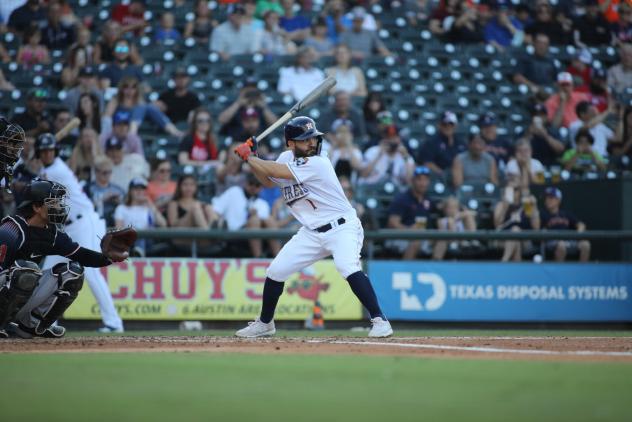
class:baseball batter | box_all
[233,116,392,338]
[35,133,124,332]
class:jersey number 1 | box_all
[305,199,317,210]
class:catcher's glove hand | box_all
[100,227,137,262]
[234,136,257,161]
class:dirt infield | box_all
[2,336,632,362]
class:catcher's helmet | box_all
[17,180,69,230]
[0,116,25,175]
[284,116,324,154]
[34,133,58,159]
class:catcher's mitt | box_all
[101,227,137,262]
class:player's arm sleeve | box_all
[67,247,112,267]
[285,156,328,184]
[0,225,21,269]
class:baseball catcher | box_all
[0,117,26,190]
[0,180,136,339]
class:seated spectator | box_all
[493,185,540,262]
[428,0,460,38]
[63,66,104,117]
[432,196,478,260]
[444,2,485,44]
[478,112,513,171]
[328,119,364,183]
[362,94,387,144]
[340,7,391,59]
[147,157,176,214]
[8,0,47,36]
[573,0,612,47]
[183,0,218,43]
[607,43,632,96]
[84,155,125,227]
[521,102,566,167]
[304,17,333,58]
[525,0,571,45]
[215,143,247,194]
[218,79,278,139]
[94,21,142,65]
[242,0,264,33]
[167,174,219,249]
[561,128,607,173]
[115,177,167,255]
[404,0,432,27]
[359,125,414,187]
[610,2,632,45]
[76,92,102,134]
[339,176,365,221]
[0,69,15,91]
[277,46,325,102]
[69,26,95,67]
[279,0,311,42]
[540,186,590,262]
[506,139,546,189]
[156,67,201,124]
[260,10,297,56]
[12,88,52,138]
[69,128,101,183]
[0,42,11,64]
[319,91,367,142]
[100,110,144,156]
[52,108,77,160]
[210,4,261,60]
[325,44,367,98]
[255,0,284,19]
[104,137,149,192]
[154,12,181,44]
[111,0,147,36]
[513,33,558,93]
[568,101,614,157]
[484,2,524,50]
[386,166,435,260]
[452,133,498,188]
[17,26,50,68]
[566,49,593,91]
[99,39,143,89]
[611,105,632,162]
[545,72,590,128]
[61,46,90,89]
[322,0,350,44]
[41,1,75,51]
[418,111,466,176]
[211,173,280,258]
[178,108,223,168]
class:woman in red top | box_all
[178,108,225,168]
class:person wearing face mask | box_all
[358,124,415,187]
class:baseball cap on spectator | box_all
[351,6,366,20]
[377,110,393,125]
[413,165,431,177]
[544,186,562,199]
[28,88,48,100]
[113,110,131,125]
[105,137,123,150]
[79,66,96,77]
[479,111,497,127]
[331,118,353,132]
[557,72,573,85]
[441,110,458,125]
[241,107,259,119]
[129,177,148,190]
[227,4,245,15]
[577,48,593,65]
[172,67,188,78]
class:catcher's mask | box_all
[18,180,70,231]
[0,117,26,180]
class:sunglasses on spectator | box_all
[115,45,130,53]
[414,166,431,176]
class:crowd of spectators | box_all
[1,0,630,262]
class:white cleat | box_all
[368,317,393,338]
[235,318,276,338]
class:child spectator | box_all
[432,196,478,260]
[17,26,50,67]
[154,12,181,44]
[561,128,607,173]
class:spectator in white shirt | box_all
[506,138,545,190]
[568,100,615,157]
[359,125,415,187]
[277,45,325,101]
[210,4,261,60]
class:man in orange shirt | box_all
[545,72,589,129]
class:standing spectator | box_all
[452,133,498,188]
[210,4,261,60]
[277,46,325,102]
[260,10,296,56]
[325,44,367,98]
[561,128,607,173]
[521,103,566,167]
[99,39,143,89]
[506,139,546,189]
[484,3,524,50]
[573,0,612,47]
[340,7,391,60]
[178,108,223,168]
[359,125,415,187]
[432,196,478,260]
[279,0,310,42]
[545,72,590,128]
[156,67,201,124]
[63,66,104,115]
[418,111,466,176]
[84,155,125,227]
[218,79,278,139]
[328,119,364,183]
[513,32,558,93]
[568,101,614,157]
[541,186,590,262]
[41,1,75,51]
[525,0,571,45]
[304,16,333,58]
[147,157,176,214]
[607,43,632,96]
[494,185,540,262]
[16,26,50,68]
[69,128,101,183]
[8,0,47,35]
[183,0,218,43]
[105,138,149,195]
[154,12,181,44]
[319,91,367,142]
[99,110,144,156]
[61,46,89,89]
[363,93,388,145]
[479,112,513,171]
[12,88,51,138]
[386,166,435,260]
[111,0,147,36]
[76,92,101,134]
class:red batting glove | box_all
[234,141,253,161]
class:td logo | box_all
[392,272,447,311]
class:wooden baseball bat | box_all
[54,117,81,141]
[255,76,337,142]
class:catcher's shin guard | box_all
[0,261,41,328]
[33,261,84,335]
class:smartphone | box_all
[504,187,514,203]
[533,116,543,129]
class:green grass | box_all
[0,353,630,422]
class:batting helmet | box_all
[34,133,58,159]
[17,180,69,230]
[284,116,324,155]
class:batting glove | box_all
[234,140,254,161]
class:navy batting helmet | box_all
[34,133,58,158]
[284,116,324,154]
[17,180,69,230]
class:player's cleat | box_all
[10,322,66,339]
[235,318,276,338]
[368,317,393,338]
[97,325,124,334]
[0,329,8,339]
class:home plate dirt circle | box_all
[2,336,632,362]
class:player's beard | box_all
[293,146,315,158]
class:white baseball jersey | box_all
[39,158,95,219]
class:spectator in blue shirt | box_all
[279,0,311,43]
[418,111,467,176]
[99,39,143,89]
[154,12,181,44]
[484,2,524,49]
[323,0,351,44]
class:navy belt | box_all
[315,218,346,233]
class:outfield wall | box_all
[65,259,632,322]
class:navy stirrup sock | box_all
[259,277,284,323]
[346,271,385,320]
